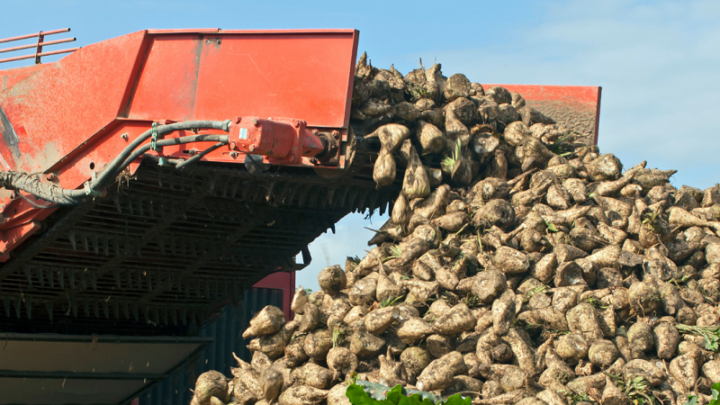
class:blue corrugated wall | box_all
[137,288,284,405]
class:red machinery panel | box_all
[127,31,357,128]
[0,30,148,174]
[0,29,358,177]
[0,29,358,259]
[482,84,602,145]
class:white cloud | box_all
[382,0,720,188]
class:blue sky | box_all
[3,0,719,292]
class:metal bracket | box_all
[82,181,103,197]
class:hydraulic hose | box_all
[175,142,226,170]
[0,122,231,206]
[109,134,229,180]
[0,171,86,206]
[89,120,231,192]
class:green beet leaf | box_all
[711,382,720,404]
[444,393,472,405]
[346,384,394,405]
[386,385,404,405]
[346,382,473,405]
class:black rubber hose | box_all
[0,171,86,205]
[109,134,229,180]
[175,142,227,170]
[88,120,230,193]
[0,134,230,205]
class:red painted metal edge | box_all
[481,84,602,144]
[343,31,360,129]
[146,28,358,35]
[594,87,602,145]
[0,221,41,259]
[481,84,600,104]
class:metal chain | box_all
[151,122,165,166]
[151,122,158,151]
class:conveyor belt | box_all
[0,158,397,335]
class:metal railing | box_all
[0,28,78,65]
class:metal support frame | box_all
[0,28,78,65]
[137,203,272,304]
[0,332,214,405]
[0,202,96,284]
[87,176,217,282]
[0,370,168,380]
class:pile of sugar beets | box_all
[191,55,720,405]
